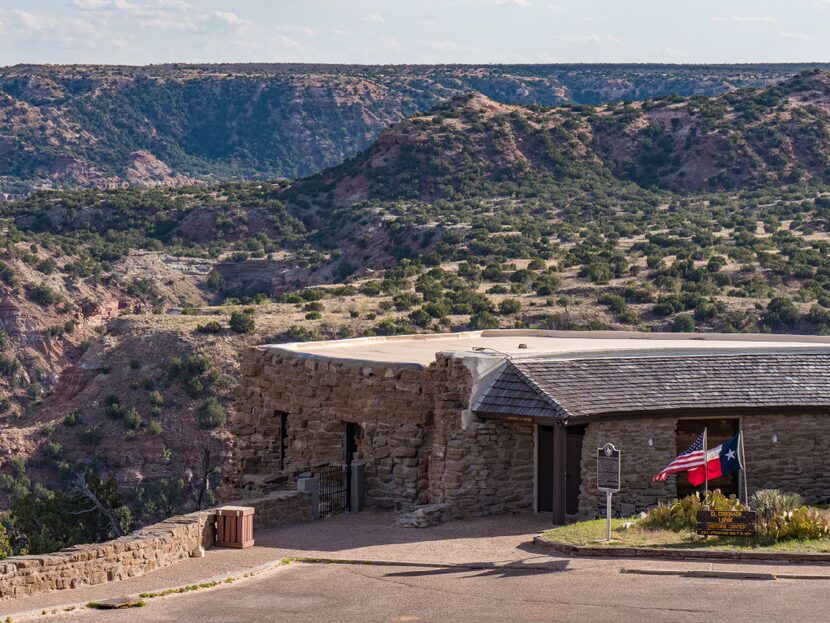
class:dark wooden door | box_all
[538,425,585,515]
[537,426,554,512]
[565,426,585,515]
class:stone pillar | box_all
[297,476,319,519]
[351,462,365,513]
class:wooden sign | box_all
[596,443,621,492]
[696,510,756,537]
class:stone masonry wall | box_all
[579,413,830,518]
[743,413,830,503]
[232,347,435,510]
[0,491,310,601]
[427,355,535,516]
[578,417,677,519]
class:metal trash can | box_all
[215,506,255,549]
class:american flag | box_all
[653,432,706,482]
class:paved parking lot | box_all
[8,511,830,622]
[47,558,830,623]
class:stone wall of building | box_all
[743,413,830,504]
[232,349,536,518]
[0,491,311,601]
[232,347,435,510]
[427,355,535,516]
[578,417,677,519]
[578,412,830,518]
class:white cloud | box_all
[814,0,830,8]
[212,11,248,27]
[556,34,624,46]
[777,31,816,41]
[72,0,190,11]
[712,15,777,23]
[272,34,303,50]
[363,13,385,23]
[276,25,316,37]
[461,0,532,5]
[416,39,483,53]
[12,10,47,30]
[380,35,400,48]
[72,0,117,8]
[138,17,197,31]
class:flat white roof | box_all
[263,330,830,367]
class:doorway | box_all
[537,425,585,515]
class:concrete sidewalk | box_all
[6,511,830,619]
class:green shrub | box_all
[0,261,19,287]
[62,410,84,427]
[81,425,103,446]
[27,283,61,307]
[468,310,500,330]
[123,409,142,430]
[196,321,223,334]
[672,314,695,332]
[147,420,163,436]
[106,401,125,419]
[148,391,163,407]
[750,489,805,525]
[640,490,744,532]
[229,308,256,334]
[198,397,226,429]
[281,326,321,342]
[758,507,830,543]
[498,299,522,315]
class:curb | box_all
[622,567,830,581]
[532,536,830,565]
[4,558,291,622]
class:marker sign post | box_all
[596,443,621,542]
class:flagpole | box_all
[703,427,709,507]
[739,429,749,508]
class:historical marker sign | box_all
[596,443,621,492]
[696,510,757,537]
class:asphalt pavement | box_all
[42,558,830,623]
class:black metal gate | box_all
[317,465,349,518]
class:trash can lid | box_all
[216,505,255,516]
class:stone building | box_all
[231,330,830,522]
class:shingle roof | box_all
[473,353,830,421]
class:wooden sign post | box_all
[596,443,621,542]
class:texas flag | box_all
[688,432,742,486]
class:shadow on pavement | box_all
[382,558,571,579]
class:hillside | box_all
[1,63,828,194]
[1,72,830,539]
[302,70,830,208]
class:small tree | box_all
[198,397,226,429]
[229,308,256,334]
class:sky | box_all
[1,0,830,66]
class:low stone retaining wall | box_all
[0,490,311,601]
[228,490,313,530]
